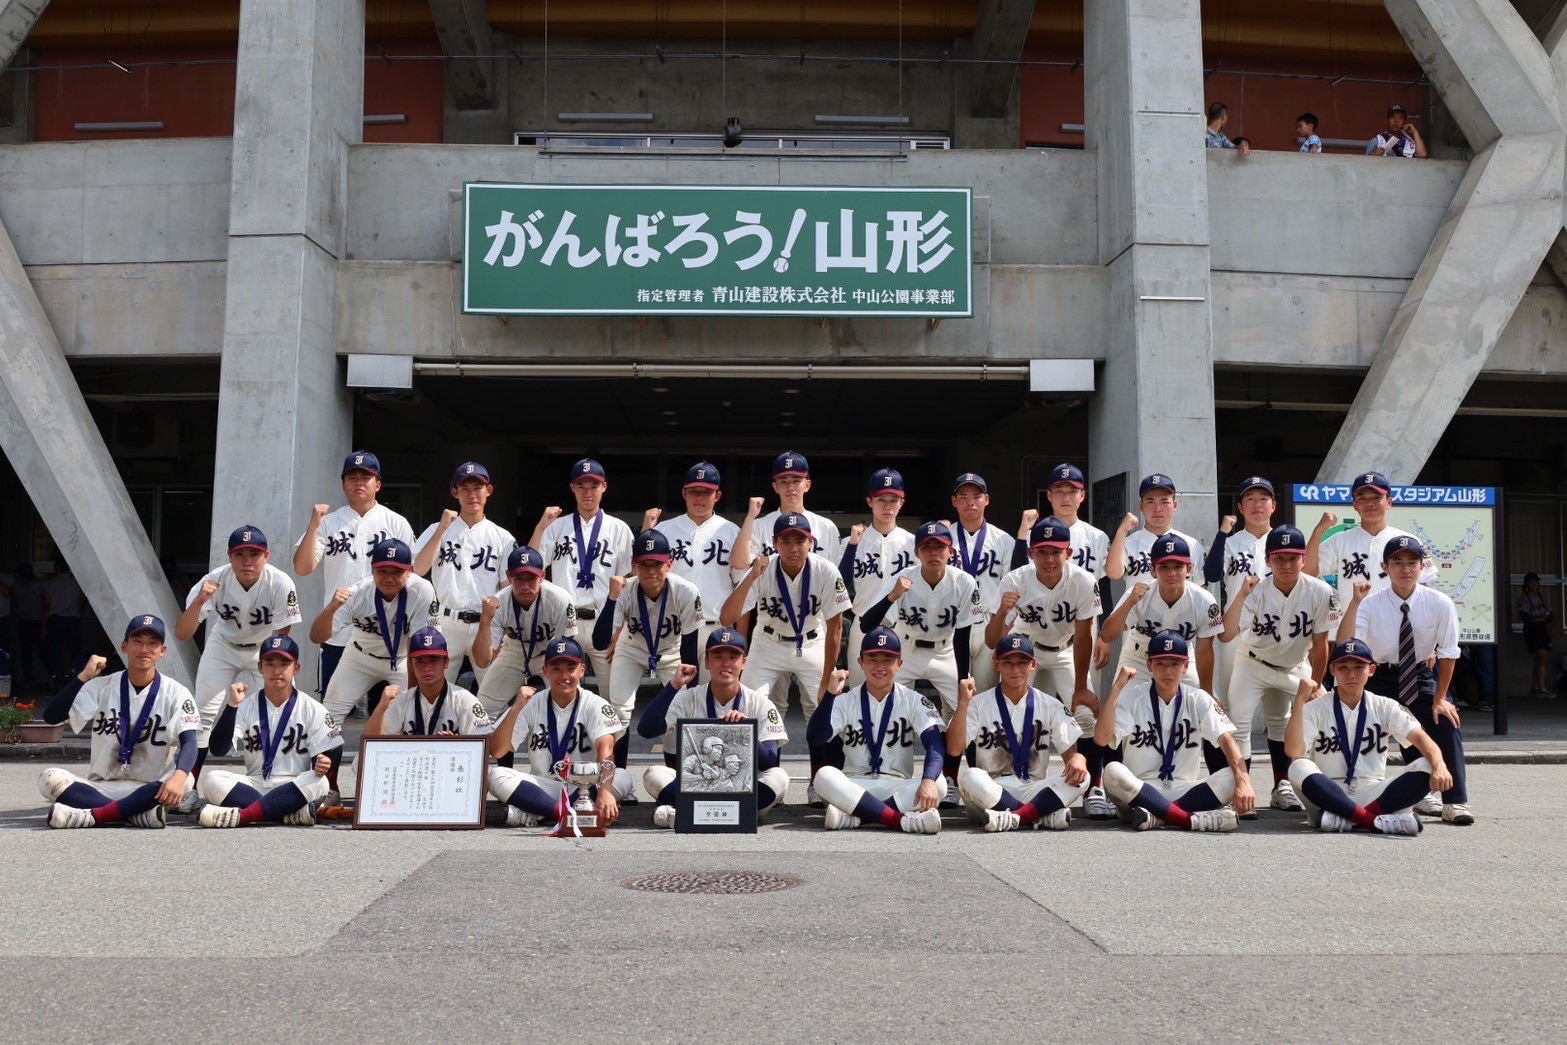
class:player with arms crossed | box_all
[948,472,1018,692]
[1284,638,1452,835]
[839,468,916,688]
[637,629,791,829]
[654,461,745,675]
[412,461,514,686]
[472,546,578,719]
[366,627,494,739]
[486,638,627,829]
[198,636,344,828]
[292,451,414,696]
[1096,633,1254,831]
[807,629,945,834]
[946,634,1091,832]
[1102,535,1222,691]
[38,615,202,828]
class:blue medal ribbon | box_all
[412,685,448,736]
[776,558,812,656]
[118,672,162,766]
[546,694,583,765]
[513,592,543,671]
[1334,696,1370,789]
[1148,681,1185,783]
[994,686,1036,781]
[374,588,408,669]
[860,685,898,776]
[704,684,739,719]
[258,689,298,779]
[572,511,605,591]
[636,581,670,673]
[955,525,984,577]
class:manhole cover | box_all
[621,871,801,895]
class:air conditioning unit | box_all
[110,409,181,458]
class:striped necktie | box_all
[1397,601,1418,706]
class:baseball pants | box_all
[1224,651,1304,760]
[813,766,946,817]
[316,643,344,698]
[434,614,484,687]
[475,645,542,719]
[193,637,262,745]
[956,767,1088,815]
[693,622,721,682]
[39,768,188,805]
[606,641,682,729]
[198,767,331,807]
[323,644,406,721]
[1103,762,1235,824]
[642,763,790,813]
[1288,757,1431,828]
[489,765,631,819]
[742,635,828,719]
[896,642,960,721]
[969,618,997,691]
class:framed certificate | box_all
[353,735,489,830]
[674,718,758,834]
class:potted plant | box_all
[0,701,60,744]
[0,702,26,744]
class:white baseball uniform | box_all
[322,575,439,719]
[199,690,343,807]
[185,564,302,742]
[475,581,579,717]
[1317,523,1438,606]
[1226,574,1335,758]
[1106,682,1236,803]
[752,508,841,562]
[952,520,1015,690]
[603,574,704,727]
[413,516,515,686]
[811,684,947,816]
[990,561,1096,699]
[662,512,746,676]
[875,564,983,717]
[842,525,916,686]
[1290,691,1424,826]
[1112,581,1223,687]
[640,682,793,812]
[294,504,415,647]
[539,511,635,686]
[1213,527,1270,705]
[956,686,1088,812]
[48,671,202,800]
[379,683,495,736]
[1121,527,1207,582]
[739,553,852,718]
[487,688,630,807]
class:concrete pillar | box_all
[211,0,364,678]
[1084,0,1218,532]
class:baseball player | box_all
[948,472,1020,692]
[839,467,916,688]
[174,524,301,808]
[1217,525,1332,813]
[1106,473,1207,584]
[1305,470,1437,602]
[986,517,1109,817]
[197,635,343,827]
[365,626,493,738]
[1284,638,1453,835]
[292,450,414,696]
[529,458,637,689]
[412,461,515,686]
[805,628,945,833]
[1202,476,1278,721]
[735,451,842,563]
[37,615,202,828]
[1101,534,1222,691]
[1096,632,1255,831]
[1336,535,1472,825]
[857,521,982,720]
[472,546,578,719]
[946,634,1091,832]
[486,638,628,828]
[654,461,746,677]
[637,628,791,828]
[720,513,852,721]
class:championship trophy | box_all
[548,757,610,837]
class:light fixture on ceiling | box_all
[364,113,409,126]
[557,112,654,122]
[74,120,164,132]
[815,114,912,126]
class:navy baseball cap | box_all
[772,451,810,478]
[706,628,748,655]
[123,614,166,642]
[683,461,721,490]
[1029,516,1072,550]
[995,633,1036,660]
[1238,476,1275,498]
[916,521,953,547]
[867,468,906,497]
[1330,637,1376,665]
[774,512,813,538]
[545,637,586,664]
[370,538,413,571]
[228,525,267,552]
[571,458,607,484]
[1265,525,1306,556]
[860,627,902,656]
[1139,473,1177,496]
[1148,631,1189,660]
[408,626,448,659]
[1048,463,1085,489]
[507,546,546,578]
[341,450,381,478]
[633,529,672,563]
[259,635,300,662]
[1382,534,1425,562]
[452,461,491,486]
[1352,471,1392,495]
[952,471,988,494]
[1151,535,1192,564]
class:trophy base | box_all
[549,813,606,838]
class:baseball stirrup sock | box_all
[994,788,1022,812]
[851,791,903,829]
[1077,738,1105,784]
[245,783,309,824]
[1268,739,1292,782]
[656,781,679,805]
[613,732,630,769]
[93,782,162,824]
[191,748,208,779]
[1202,740,1227,775]
[758,781,781,809]
[508,779,559,817]
[1134,783,1186,827]
[1369,771,1432,818]
[1175,781,1223,814]
[1297,773,1367,825]
[60,782,113,809]
[224,782,264,807]
[1017,788,1065,826]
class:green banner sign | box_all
[462,183,973,317]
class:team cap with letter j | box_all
[341,451,381,478]
[571,458,607,483]
[1048,463,1085,489]
[1139,473,1177,496]
[952,471,988,494]
[772,452,810,478]
[1148,631,1189,660]
[407,627,448,659]
[1330,637,1375,665]
[1265,525,1306,556]
[1029,517,1072,549]
[507,546,546,577]
[860,627,902,655]
[1382,535,1425,561]
[452,461,491,486]
[228,525,267,552]
[545,638,586,664]
[1351,471,1392,495]
[868,468,906,496]
[370,538,413,570]
[123,614,166,641]
[259,635,300,662]
[706,628,748,654]
[683,461,721,489]
[1238,476,1275,498]
[774,512,813,538]
[633,529,673,563]
[1151,535,1192,564]
[916,521,954,547]
[995,633,1036,660]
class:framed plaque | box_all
[353,735,489,830]
[674,718,758,834]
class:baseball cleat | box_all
[900,808,942,834]
[983,808,1021,833]
[1270,780,1305,811]
[1319,811,1355,833]
[174,790,204,816]
[652,804,676,829]
[505,806,541,828]
[199,805,241,828]
[1129,807,1155,831]
[1188,808,1238,832]
[1414,792,1442,816]
[806,784,826,809]
[1033,808,1071,831]
[1374,812,1422,835]
[283,806,316,827]
[1083,786,1116,820]
[128,806,167,829]
[49,804,96,829]
[823,805,860,830]
[1442,803,1475,826]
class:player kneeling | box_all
[947,634,1090,832]
[486,639,628,828]
[807,628,945,834]
[636,629,791,828]
[1283,638,1452,835]
[37,615,202,829]
[1097,632,1255,832]
[198,636,344,827]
